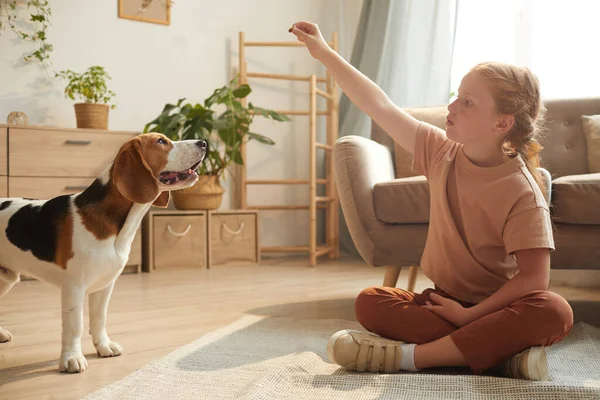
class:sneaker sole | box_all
[527,346,549,381]
[327,329,359,367]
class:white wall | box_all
[0,0,363,253]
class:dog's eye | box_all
[157,138,167,145]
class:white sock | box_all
[399,343,419,372]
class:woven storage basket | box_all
[74,103,109,129]
[172,175,225,210]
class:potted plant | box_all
[56,65,116,130]
[143,78,290,210]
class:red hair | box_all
[471,62,547,194]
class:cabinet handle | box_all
[65,186,88,190]
[65,140,92,145]
[167,223,192,237]
[222,221,245,235]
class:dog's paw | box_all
[59,351,88,373]
[95,340,123,357]
[0,328,12,343]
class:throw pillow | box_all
[581,114,600,173]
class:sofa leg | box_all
[407,266,418,293]
[383,266,401,287]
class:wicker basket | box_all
[74,103,109,130]
[172,175,225,210]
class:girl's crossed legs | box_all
[328,286,573,379]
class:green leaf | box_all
[204,86,225,107]
[269,111,291,122]
[231,149,244,164]
[250,105,291,122]
[217,128,234,144]
[211,119,231,132]
[162,102,180,114]
[232,84,251,98]
[231,100,243,112]
[247,132,275,145]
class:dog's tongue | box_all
[161,171,178,179]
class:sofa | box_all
[333,97,600,291]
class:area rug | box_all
[84,315,600,399]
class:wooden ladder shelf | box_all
[238,31,340,266]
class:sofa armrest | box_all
[333,135,395,264]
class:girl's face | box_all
[446,71,510,146]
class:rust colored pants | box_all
[354,286,574,374]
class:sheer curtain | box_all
[336,0,459,257]
[450,0,600,99]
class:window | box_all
[450,0,600,99]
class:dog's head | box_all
[112,133,206,207]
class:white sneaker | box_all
[502,346,549,381]
[327,329,405,373]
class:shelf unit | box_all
[237,31,340,266]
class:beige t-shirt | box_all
[411,121,554,304]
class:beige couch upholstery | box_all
[333,98,600,290]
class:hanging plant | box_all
[0,0,53,64]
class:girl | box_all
[289,21,573,381]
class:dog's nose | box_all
[196,140,207,149]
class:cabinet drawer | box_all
[153,214,206,269]
[0,127,6,175]
[208,211,259,267]
[9,128,134,177]
[9,177,95,199]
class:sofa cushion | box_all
[581,114,600,173]
[373,176,430,224]
[552,173,600,224]
[551,223,600,269]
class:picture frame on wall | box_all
[118,0,171,26]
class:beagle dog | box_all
[0,133,206,373]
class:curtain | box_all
[336,0,459,257]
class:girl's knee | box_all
[524,290,574,339]
[354,286,404,328]
[354,286,381,327]
[544,291,574,332]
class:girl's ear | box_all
[495,114,515,136]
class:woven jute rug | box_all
[84,315,600,399]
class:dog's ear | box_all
[113,139,159,204]
[152,191,170,208]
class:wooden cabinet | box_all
[8,127,129,178]
[1,124,142,273]
[8,177,96,199]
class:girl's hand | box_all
[422,293,476,327]
[288,21,330,60]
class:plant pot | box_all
[172,175,224,210]
[74,103,109,130]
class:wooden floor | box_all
[1,257,599,400]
